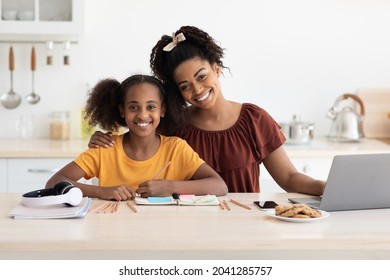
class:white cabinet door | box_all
[260,157,333,193]
[0,159,6,193]
[0,0,84,37]
[8,158,96,193]
[290,158,333,181]
[8,158,73,193]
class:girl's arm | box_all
[45,161,135,201]
[136,163,228,197]
[263,146,325,195]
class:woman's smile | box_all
[195,90,211,102]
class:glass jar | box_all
[49,111,70,140]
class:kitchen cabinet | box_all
[0,159,6,193]
[7,158,72,193]
[7,158,94,193]
[0,0,84,38]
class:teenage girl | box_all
[46,74,227,200]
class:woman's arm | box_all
[88,131,115,148]
[263,146,325,195]
[45,161,135,201]
[136,163,228,197]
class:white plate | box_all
[266,209,330,223]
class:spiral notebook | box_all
[135,194,220,206]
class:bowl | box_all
[2,10,18,20]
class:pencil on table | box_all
[110,202,116,213]
[230,199,251,210]
[89,201,105,213]
[152,161,171,180]
[126,201,137,213]
[102,202,113,213]
[114,201,120,212]
[219,199,225,210]
[94,202,111,214]
[222,200,230,210]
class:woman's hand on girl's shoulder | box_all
[88,131,115,148]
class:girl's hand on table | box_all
[99,185,136,201]
[136,180,173,197]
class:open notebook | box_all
[289,153,390,211]
[135,194,220,206]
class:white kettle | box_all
[326,93,365,141]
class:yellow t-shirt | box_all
[74,134,204,189]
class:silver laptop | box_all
[289,153,390,211]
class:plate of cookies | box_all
[267,203,329,222]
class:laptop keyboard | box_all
[288,197,322,208]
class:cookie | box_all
[280,205,306,217]
[275,205,292,215]
[292,214,311,218]
[275,203,322,219]
[300,207,322,218]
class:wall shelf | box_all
[0,0,83,40]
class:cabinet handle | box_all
[302,165,311,174]
[27,168,59,173]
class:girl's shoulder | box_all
[160,135,188,146]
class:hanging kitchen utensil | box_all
[46,41,53,65]
[26,46,40,104]
[63,41,71,65]
[326,93,365,141]
[1,46,21,109]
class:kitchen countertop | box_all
[0,137,389,158]
[284,137,390,157]
[0,139,89,158]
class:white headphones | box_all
[22,181,83,207]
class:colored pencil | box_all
[89,201,105,213]
[230,199,251,210]
[222,200,230,210]
[126,201,137,213]
[218,199,225,210]
[152,161,171,180]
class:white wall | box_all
[0,0,389,139]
